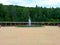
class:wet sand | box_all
[0,26,60,45]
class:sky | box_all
[0,0,60,8]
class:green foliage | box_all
[0,4,60,22]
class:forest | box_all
[0,4,60,22]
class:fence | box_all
[0,22,60,26]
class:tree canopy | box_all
[0,4,60,22]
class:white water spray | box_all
[28,17,31,26]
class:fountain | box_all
[28,17,31,26]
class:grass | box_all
[16,25,44,27]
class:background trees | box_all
[0,4,60,22]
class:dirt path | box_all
[0,26,60,45]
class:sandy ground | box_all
[0,26,60,45]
